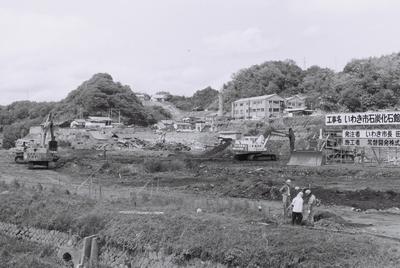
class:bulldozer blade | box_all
[287,151,324,167]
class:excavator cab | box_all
[49,140,58,151]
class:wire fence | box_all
[1,174,283,219]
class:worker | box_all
[288,128,295,152]
[158,131,166,144]
[360,149,365,165]
[279,179,292,219]
[103,146,107,159]
[304,189,317,224]
[290,192,304,225]
[22,141,27,152]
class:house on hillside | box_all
[231,94,285,120]
[154,120,175,131]
[283,95,314,117]
[151,93,169,102]
[135,93,150,102]
[285,95,306,109]
[174,122,193,132]
[85,116,113,128]
[284,108,314,117]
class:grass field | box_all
[1,181,400,267]
[0,233,62,268]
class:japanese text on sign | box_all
[343,138,400,147]
[326,112,400,126]
[343,129,400,139]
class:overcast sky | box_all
[1,0,400,105]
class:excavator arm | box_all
[40,113,56,149]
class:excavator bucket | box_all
[203,140,232,157]
[287,151,324,167]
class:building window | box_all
[240,103,243,106]
[261,108,264,111]
[269,108,272,112]
[273,108,279,112]
[269,101,272,104]
[273,101,279,104]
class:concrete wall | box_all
[0,221,225,268]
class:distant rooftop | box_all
[88,116,112,121]
[233,94,282,102]
[285,94,306,100]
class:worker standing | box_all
[279,179,292,219]
[290,192,304,225]
[305,189,317,224]
[288,128,295,152]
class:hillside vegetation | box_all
[0,73,171,148]
[222,53,400,112]
[167,86,219,111]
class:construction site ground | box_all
[2,139,400,267]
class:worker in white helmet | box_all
[279,179,292,219]
[290,191,304,225]
[305,189,317,224]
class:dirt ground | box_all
[2,143,400,266]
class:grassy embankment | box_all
[0,180,399,267]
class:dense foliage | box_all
[52,73,167,125]
[168,86,219,111]
[1,73,171,148]
[222,53,400,112]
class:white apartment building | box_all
[231,94,286,120]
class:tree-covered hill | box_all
[52,73,165,125]
[222,52,400,112]
[168,86,219,111]
[0,73,171,148]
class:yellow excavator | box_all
[23,113,59,169]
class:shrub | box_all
[74,213,106,237]
[48,211,74,232]
[11,179,20,189]
[143,159,185,173]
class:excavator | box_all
[231,129,295,161]
[23,113,59,169]
[232,128,324,166]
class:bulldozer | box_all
[286,130,325,167]
[23,113,59,169]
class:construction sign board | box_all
[342,129,400,147]
[326,111,400,126]
[342,138,400,147]
[343,129,400,139]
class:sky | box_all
[1,0,400,105]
